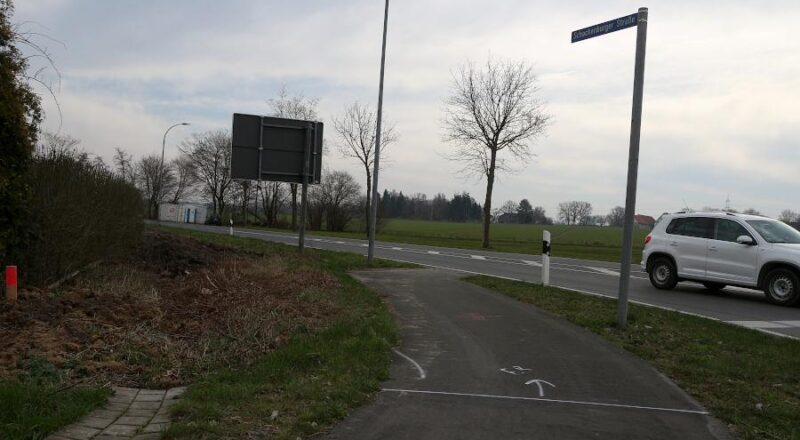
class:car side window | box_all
[666,217,713,238]
[714,219,752,243]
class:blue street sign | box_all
[571,13,639,43]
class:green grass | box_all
[0,379,110,440]
[155,226,410,439]
[249,219,649,263]
[466,276,800,440]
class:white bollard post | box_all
[542,230,551,286]
[229,218,234,236]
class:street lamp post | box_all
[155,122,190,218]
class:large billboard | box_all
[231,113,323,184]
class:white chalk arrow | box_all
[524,379,556,397]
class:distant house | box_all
[159,203,208,224]
[634,214,656,230]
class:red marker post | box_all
[5,266,17,303]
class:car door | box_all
[665,217,713,279]
[705,218,760,286]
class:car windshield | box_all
[746,220,800,244]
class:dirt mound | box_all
[0,231,340,388]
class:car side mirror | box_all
[736,235,755,245]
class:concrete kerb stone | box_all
[46,386,186,440]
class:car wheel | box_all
[649,258,678,290]
[702,282,726,292]
[763,268,800,306]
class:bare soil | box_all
[0,231,340,388]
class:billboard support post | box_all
[299,125,313,254]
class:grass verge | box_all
[466,276,800,440]
[156,226,409,439]
[0,381,110,440]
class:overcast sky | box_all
[16,0,800,218]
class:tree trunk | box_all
[290,183,298,230]
[481,148,498,248]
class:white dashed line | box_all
[523,260,542,267]
[427,251,440,255]
[471,255,486,260]
[588,267,620,277]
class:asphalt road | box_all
[161,222,800,338]
[325,269,731,440]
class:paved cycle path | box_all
[325,269,732,440]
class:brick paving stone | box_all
[133,393,164,402]
[92,409,123,419]
[129,401,160,410]
[94,436,131,440]
[115,416,150,426]
[78,416,116,429]
[150,414,170,424]
[141,423,168,433]
[57,424,102,438]
[132,435,160,440]
[103,403,129,411]
[123,409,156,418]
[101,424,139,436]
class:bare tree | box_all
[113,147,135,184]
[742,208,761,216]
[606,206,625,227]
[558,201,593,226]
[267,86,319,229]
[443,58,550,248]
[169,155,196,203]
[259,181,286,227]
[779,210,799,224]
[135,154,175,219]
[309,170,361,232]
[333,102,397,234]
[179,130,233,221]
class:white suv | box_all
[642,212,800,306]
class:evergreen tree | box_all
[0,0,43,267]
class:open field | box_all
[256,219,650,262]
[468,276,800,440]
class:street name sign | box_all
[571,13,638,43]
[571,8,648,330]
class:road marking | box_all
[334,241,345,244]
[588,267,620,277]
[523,260,542,267]
[381,388,708,415]
[524,379,556,397]
[471,255,486,260]
[361,243,369,247]
[427,251,440,255]
[392,349,426,380]
[392,247,403,250]
[725,320,792,329]
[775,320,800,327]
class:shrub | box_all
[19,149,143,285]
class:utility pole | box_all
[368,0,390,264]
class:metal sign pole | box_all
[616,7,648,329]
[298,125,313,254]
[368,0,390,264]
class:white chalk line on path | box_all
[381,388,709,415]
[392,348,426,380]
